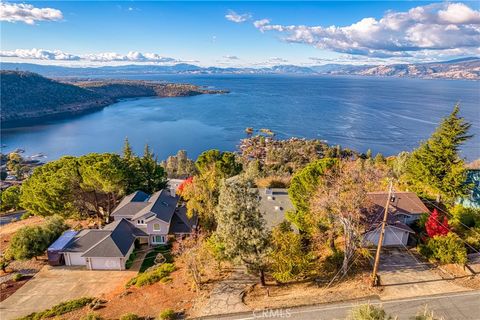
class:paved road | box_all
[201,291,480,320]
[0,211,26,226]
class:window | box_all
[137,220,145,225]
[153,223,160,231]
[153,235,165,244]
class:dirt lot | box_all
[244,272,378,310]
[0,275,33,301]
[64,260,201,319]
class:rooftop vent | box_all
[265,188,273,196]
[274,206,282,211]
[267,196,275,201]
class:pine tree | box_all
[122,137,134,160]
[405,105,472,203]
[215,178,270,285]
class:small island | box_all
[0,71,228,127]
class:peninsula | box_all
[0,71,227,127]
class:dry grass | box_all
[255,176,291,188]
[244,272,378,310]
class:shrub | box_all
[20,211,33,220]
[125,251,137,269]
[13,273,23,281]
[81,313,103,320]
[414,306,443,320]
[7,215,68,260]
[420,233,467,264]
[348,304,393,320]
[19,297,94,320]
[127,263,176,288]
[120,313,140,320]
[450,205,480,230]
[158,309,175,320]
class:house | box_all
[111,189,196,245]
[59,219,148,270]
[363,191,429,247]
[49,188,196,270]
[457,169,480,209]
[258,188,295,230]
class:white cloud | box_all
[223,55,239,60]
[0,49,80,60]
[225,10,251,23]
[268,57,288,63]
[253,2,480,57]
[0,2,63,25]
[0,49,179,63]
[253,19,270,30]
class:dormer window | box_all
[137,219,145,225]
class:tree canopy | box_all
[214,178,270,285]
[287,158,337,231]
[404,105,472,203]
[20,147,166,219]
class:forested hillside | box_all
[1,71,111,123]
[0,71,226,126]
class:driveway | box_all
[0,265,137,320]
[378,249,468,300]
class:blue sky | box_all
[1,1,479,67]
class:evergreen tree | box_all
[215,178,270,285]
[122,137,134,161]
[287,158,337,232]
[405,105,472,203]
[139,144,167,193]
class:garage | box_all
[88,257,122,270]
[67,253,86,266]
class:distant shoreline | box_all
[1,71,228,128]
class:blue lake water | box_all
[1,75,479,161]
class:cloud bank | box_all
[0,49,180,63]
[253,2,480,57]
[225,10,251,23]
[0,2,63,25]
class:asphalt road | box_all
[201,291,480,320]
[0,210,26,226]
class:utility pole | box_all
[371,180,393,287]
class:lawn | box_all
[139,245,172,273]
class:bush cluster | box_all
[19,297,94,320]
[126,263,176,288]
[119,313,140,320]
[158,309,176,320]
[6,215,68,260]
[419,232,467,264]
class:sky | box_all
[1,1,479,67]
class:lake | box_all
[2,75,479,161]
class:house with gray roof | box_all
[53,186,196,270]
[258,188,295,230]
[363,192,428,247]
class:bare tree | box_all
[311,160,386,276]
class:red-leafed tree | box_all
[177,176,193,195]
[425,208,450,238]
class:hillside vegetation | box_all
[0,71,111,123]
[1,71,226,125]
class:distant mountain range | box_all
[1,57,479,80]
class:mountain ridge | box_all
[1,57,479,80]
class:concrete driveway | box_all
[378,249,468,300]
[0,265,137,320]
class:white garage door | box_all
[67,253,86,266]
[89,257,122,270]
